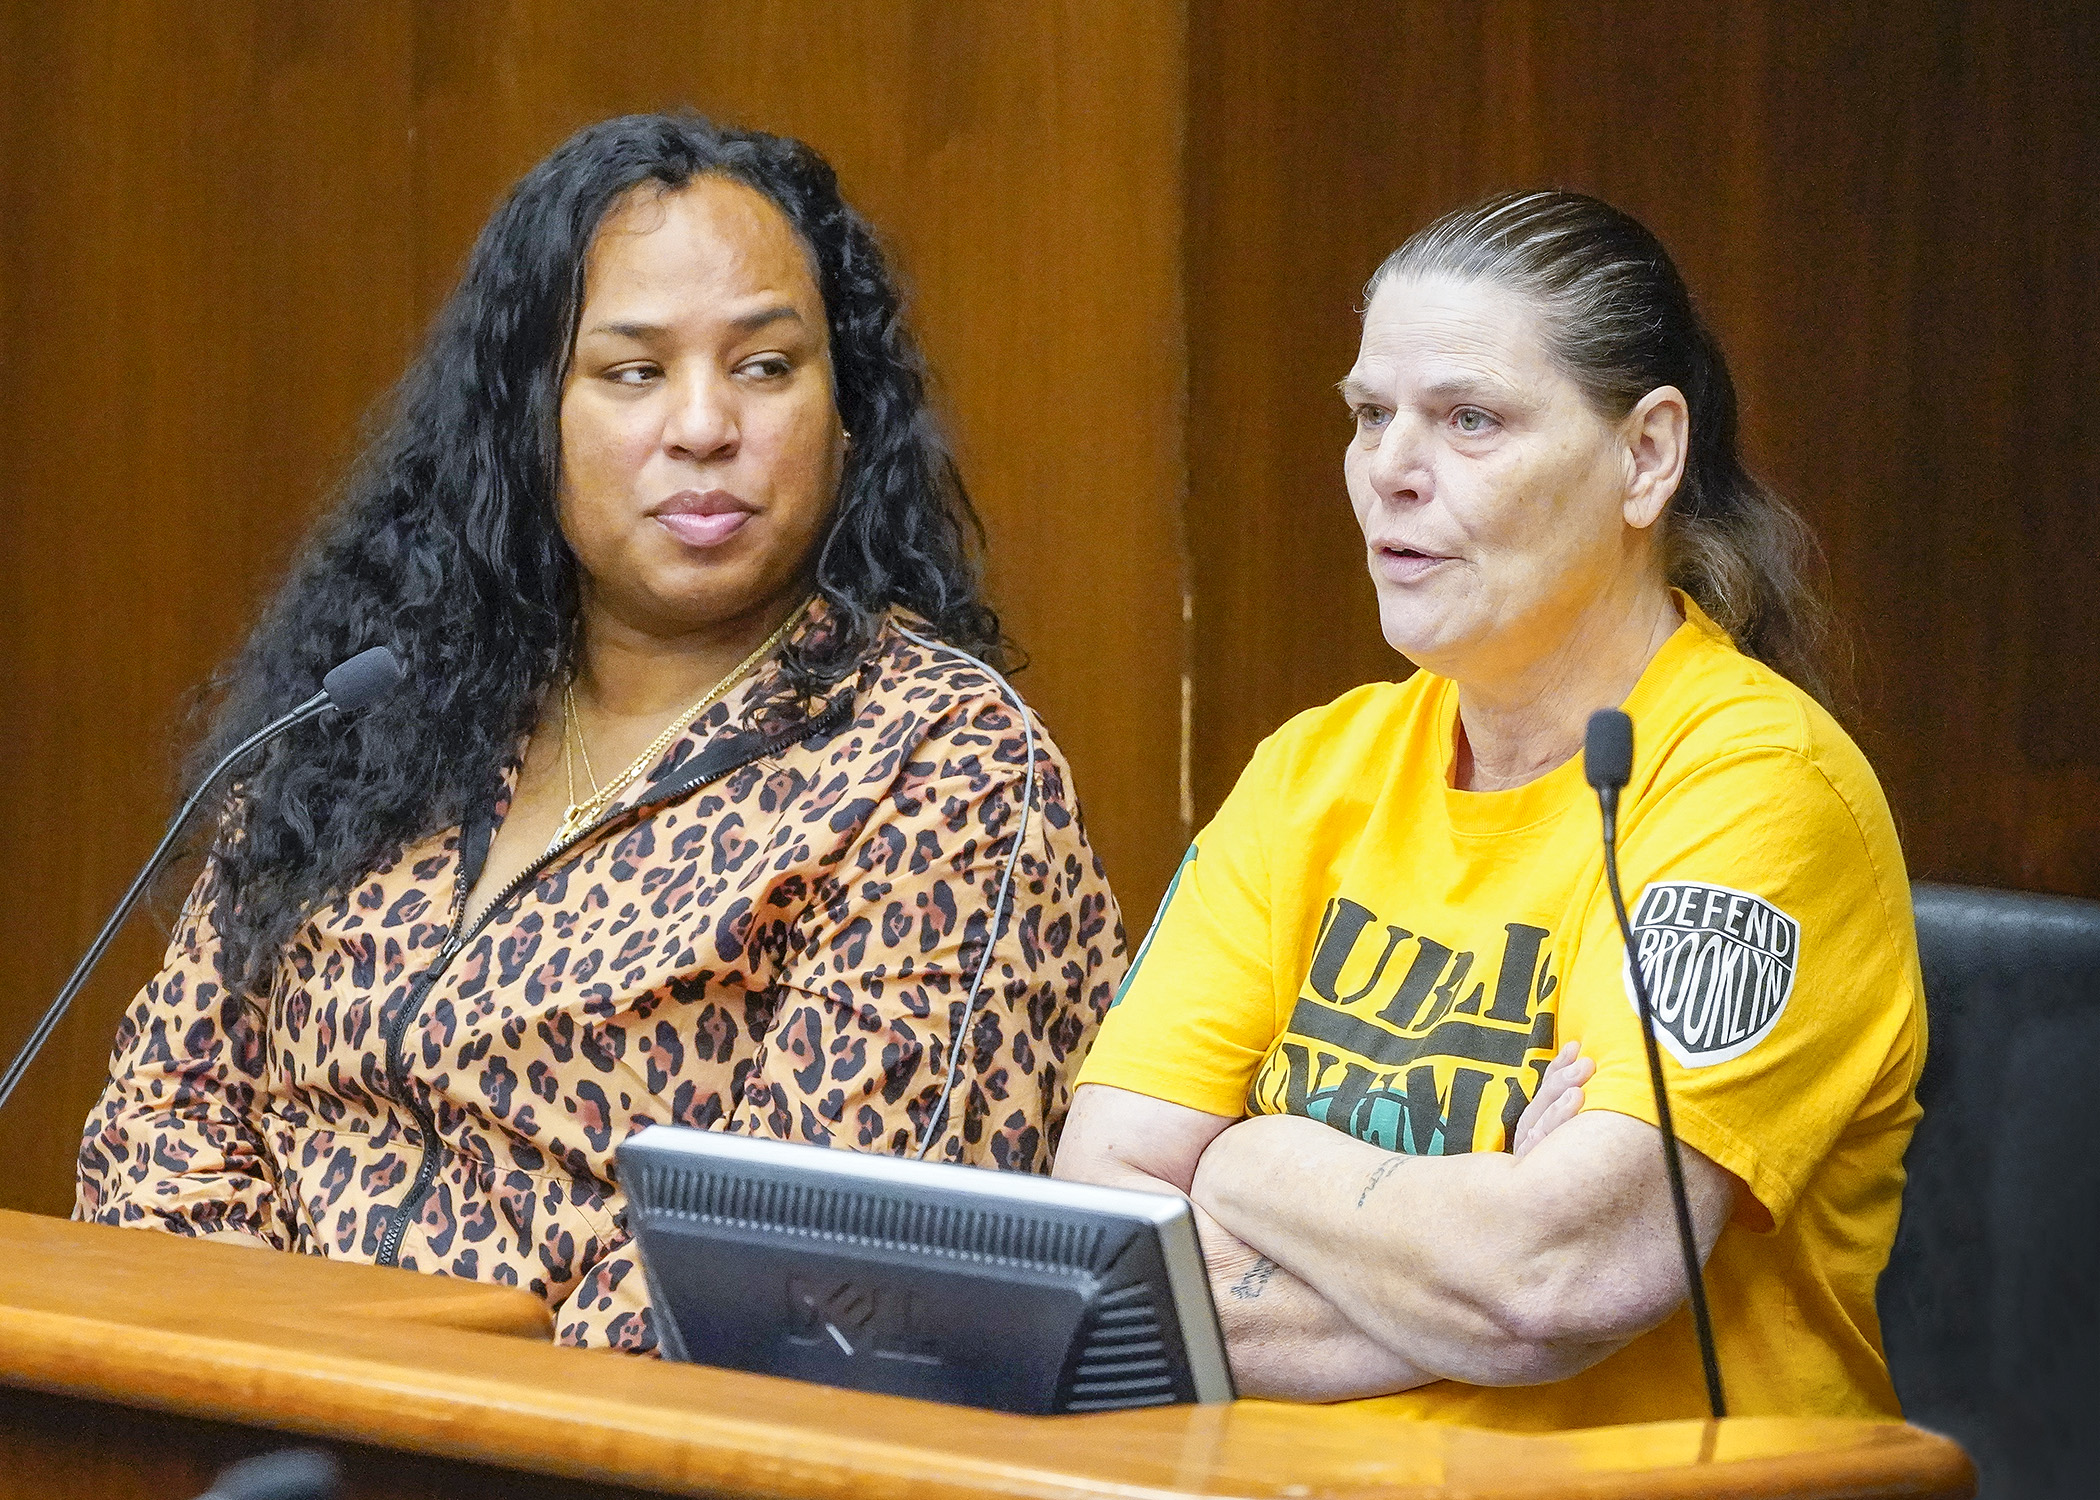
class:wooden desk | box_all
[0,1211,1973,1499]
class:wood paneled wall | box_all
[1186,0,2100,897]
[3,0,2093,1219]
[0,1,1186,1217]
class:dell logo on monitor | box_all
[787,1278,941,1366]
[621,1128,1233,1413]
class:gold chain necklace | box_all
[561,689,602,809]
[548,596,811,854]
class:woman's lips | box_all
[653,490,755,549]
[1374,545,1454,583]
[657,509,751,547]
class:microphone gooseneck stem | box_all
[0,690,333,1117]
[1598,787,1728,1420]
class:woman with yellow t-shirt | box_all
[1055,191,1925,1428]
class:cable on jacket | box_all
[893,625,1037,1161]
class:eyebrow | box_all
[1420,374,1510,404]
[1336,372,1514,406]
[584,305,804,340]
[727,305,804,336]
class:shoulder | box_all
[856,613,1038,744]
[1181,672,1438,869]
[843,612,1079,802]
[1628,618,1913,943]
[1637,616,1887,830]
[1250,672,1438,783]
[862,612,1015,709]
[833,618,1113,928]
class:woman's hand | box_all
[1511,1041,1593,1159]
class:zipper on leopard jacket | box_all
[370,696,850,1270]
[372,837,475,1268]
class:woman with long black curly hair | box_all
[76,113,1126,1350]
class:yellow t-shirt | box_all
[1079,600,1925,1429]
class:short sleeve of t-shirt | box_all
[1076,734,1285,1118]
[1564,743,1921,1229]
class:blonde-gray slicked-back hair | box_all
[1370,190,1843,715]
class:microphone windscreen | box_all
[321,646,404,714]
[198,1447,344,1500]
[1584,708,1634,790]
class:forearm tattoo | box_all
[1356,1154,1409,1208]
[1228,1256,1278,1300]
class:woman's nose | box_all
[662,374,739,460]
[1366,417,1428,504]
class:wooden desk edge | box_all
[0,1215,1977,1500]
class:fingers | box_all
[1538,1041,1596,1102]
[1511,1041,1595,1159]
[1519,1080,1585,1155]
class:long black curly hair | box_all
[185,112,1003,991]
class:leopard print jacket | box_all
[75,604,1126,1350]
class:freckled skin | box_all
[1343,274,1653,683]
[1339,273,1688,791]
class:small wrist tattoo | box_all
[1356,1154,1409,1208]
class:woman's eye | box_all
[740,356,792,380]
[607,364,659,386]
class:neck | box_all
[570,591,805,723]
[1451,577,1681,793]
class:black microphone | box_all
[0,647,405,1117]
[1585,708,1727,1420]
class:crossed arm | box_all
[1052,1047,1737,1401]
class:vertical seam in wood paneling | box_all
[1172,0,1195,849]
[1180,593,1194,835]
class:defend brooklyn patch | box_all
[1623,881,1799,1067]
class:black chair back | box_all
[1885,883,2100,1499]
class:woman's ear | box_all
[1622,386,1688,530]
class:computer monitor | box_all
[617,1126,1235,1415]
